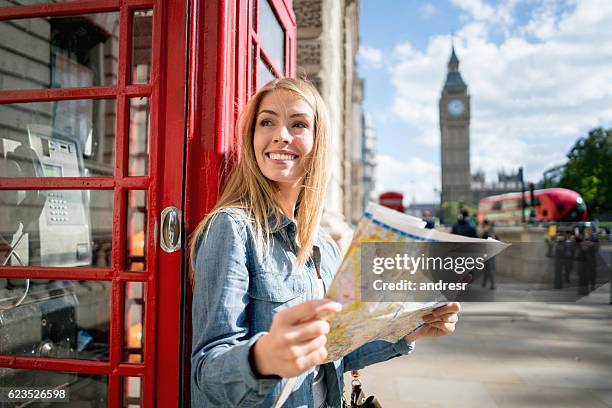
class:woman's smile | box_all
[265,150,300,164]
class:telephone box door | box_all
[0,0,187,406]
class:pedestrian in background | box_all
[562,230,575,284]
[481,220,497,290]
[581,228,599,292]
[422,210,435,229]
[451,209,478,238]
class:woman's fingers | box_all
[423,312,459,324]
[284,319,330,343]
[414,302,461,340]
[293,345,328,371]
[278,298,342,325]
[432,302,461,316]
[256,299,343,377]
[284,334,327,360]
[426,321,456,333]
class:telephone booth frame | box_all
[0,0,296,406]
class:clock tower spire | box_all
[440,44,471,207]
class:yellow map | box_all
[323,204,440,362]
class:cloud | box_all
[421,2,437,17]
[450,0,495,20]
[375,154,441,203]
[388,0,612,187]
[359,45,384,68]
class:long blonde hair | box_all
[189,78,331,284]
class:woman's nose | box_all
[273,126,292,143]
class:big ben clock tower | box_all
[440,46,471,205]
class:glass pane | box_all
[128,97,150,176]
[250,42,256,95]
[258,57,276,88]
[0,12,119,90]
[131,10,152,84]
[126,190,147,272]
[251,0,257,31]
[0,99,116,177]
[0,368,107,406]
[0,279,110,361]
[259,0,285,72]
[1,0,74,6]
[124,281,144,363]
[0,189,113,268]
[123,376,142,407]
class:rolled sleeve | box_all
[191,212,279,407]
[342,338,415,373]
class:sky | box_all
[358,0,612,204]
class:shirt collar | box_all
[267,211,322,248]
[268,211,295,234]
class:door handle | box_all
[160,206,182,252]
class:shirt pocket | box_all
[249,273,305,303]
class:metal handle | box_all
[160,206,182,253]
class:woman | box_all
[190,78,460,407]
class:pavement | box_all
[347,285,612,408]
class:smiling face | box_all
[253,89,315,192]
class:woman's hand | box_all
[253,299,342,377]
[406,302,461,342]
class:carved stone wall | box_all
[294,0,366,250]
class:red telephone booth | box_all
[0,0,296,406]
[379,191,405,213]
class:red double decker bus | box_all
[477,188,587,226]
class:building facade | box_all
[294,0,365,247]
[471,169,523,203]
[439,46,471,205]
[361,111,377,218]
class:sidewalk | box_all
[351,286,612,408]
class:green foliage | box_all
[441,201,476,225]
[541,128,612,219]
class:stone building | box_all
[471,169,522,203]
[360,111,377,220]
[293,0,367,248]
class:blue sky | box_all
[358,0,612,203]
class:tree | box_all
[441,201,476,226]
[542,128,612,219]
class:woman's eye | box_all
[293,122,308,129]
[260,119,273,127]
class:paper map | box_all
[323,202,507,362]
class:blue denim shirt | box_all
[191,208,414,407]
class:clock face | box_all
[448,99,465,116]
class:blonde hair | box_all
[189,78,331,284]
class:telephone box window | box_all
[123,376,143,407]
[259,0,285,73]
[126,190,147,272]
[0,12,119,90]
[0,279,111,361]
[131,10,153,85]
[0,189,113,268]
[0,368,107,405]
[128,97,150,176]
[0,99,116,177]
[0,0,73,7]
[124,281,145,363]
[258,58,275,88]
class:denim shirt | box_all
[191,208,414,407]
